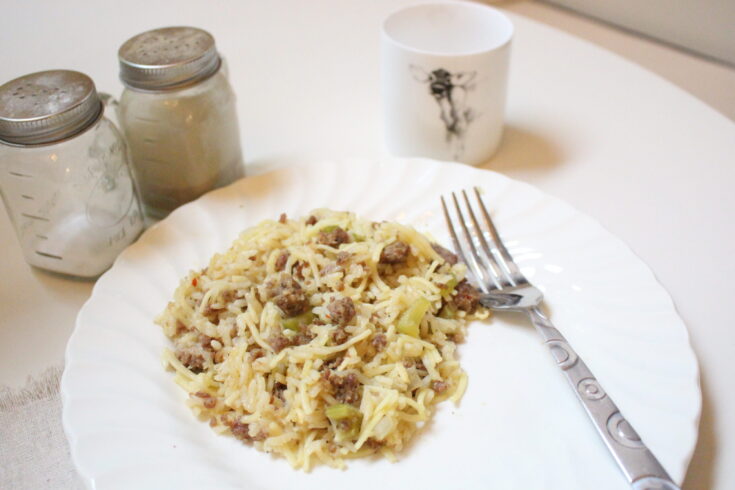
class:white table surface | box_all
[1,1,733,489]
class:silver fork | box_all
[441,188,680,490]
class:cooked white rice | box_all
[156,209,489,470]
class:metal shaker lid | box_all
[0,70,102,146]
[118,26,221,91]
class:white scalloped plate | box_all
[62,158,699,489]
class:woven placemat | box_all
[0,366,84,489]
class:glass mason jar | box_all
[117,26,245,219]
[0,70,144,278]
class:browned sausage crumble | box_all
[327,297,356,326]
[318,227,350,248]
[269,274,308,317]
[379,240,410,264]
[431,243,459,265]
[453,280,481,314]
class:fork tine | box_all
[460,190,513,288]
[440,195,469,270]
[442,196,490,291]
[449,192,497,292]
[473,187,524,282]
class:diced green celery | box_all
[281,317,299,331]
[326,403,363,441]
[281,311,314,331]
[339,421,361,441]
[396,297,431,337]
[438,303,457,319]
[440,277,458,296]
[351,233,365,242]
[320,224,339,233]
[326,403,361,420]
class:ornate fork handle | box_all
[445,188,680,488]
[528,307,680,490]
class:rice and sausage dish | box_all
[156,209,488,470]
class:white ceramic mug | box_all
[381,2,513,166]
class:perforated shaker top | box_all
[118,26,221,91]
[0,70,101,145]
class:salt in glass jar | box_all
[0,70,144,278]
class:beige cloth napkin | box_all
[0,366,84,489]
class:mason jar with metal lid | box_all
[117,26,245,219]
[0,70,144,278]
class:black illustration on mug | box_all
[410,65,477,158]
